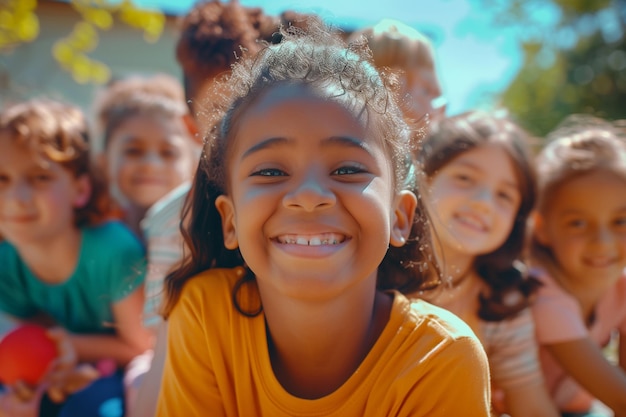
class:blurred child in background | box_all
[0,98,151,417]
[348,18,446,126]
[414,111,559,416]
[529,115,626,416]
[93,72,200,414]
[95,73,199,240]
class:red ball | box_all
[0,324,58,386]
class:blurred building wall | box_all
[0,0,182,118]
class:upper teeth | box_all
[587,258,613,267]
[278,233,344,246]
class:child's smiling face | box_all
[0,136,90,246]
[104,114,198,211]
[534,170,626,290]
[426,144,521,260]
[215,83,416,300]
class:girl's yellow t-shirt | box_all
[157,267,491,417]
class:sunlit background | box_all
[1,0,624,136]
[135,0,524,116]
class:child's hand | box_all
[42,328,99,403]
[0,387,42,417]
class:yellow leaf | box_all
[52,42,74,63]
[20,14,39,41]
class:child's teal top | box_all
[0,221,146,334]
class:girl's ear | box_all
[215,195,239,249]
[390,190,417,247]
[531,211,550,245]
[72,175,92,208]
[182,114,201,145]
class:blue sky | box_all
[134,0,524,114]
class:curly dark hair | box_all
[175,1,277,103]
[163,20,438,318]
[0,98,111,227]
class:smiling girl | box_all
[414,111,559,417]
[156,22,491,416]
[529,115,626,416]
[95,73,200,240]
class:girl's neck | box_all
[17,227,82,284]
[413,244,480,322]
[436,243,475,287]
[262,284,391,399]
[123,205,148,242]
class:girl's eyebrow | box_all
[561,206,626,215]
[456,160,518,189]
[324,136,373,154]
[242,137,290,159]
[241,135,372,159]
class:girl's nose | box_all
[283,172,336,212]
[140,150,164,167]
[470,187,495,213]
[8,181,32,204]
[592,226,615,247]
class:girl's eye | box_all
[565,219,586,229]
[251,168,286,177]
[332,165,366,176]
[160,148,179,159]
[453,173,473,184]
[497,190,516,204]
[123,147,144,157]
[33,174,52,182]
[30,174,54,185]
[614,217,626,228]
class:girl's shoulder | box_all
[406,295,478,341]
[83,219,137,238]
[78,221,147,285]
[596,273,626,325]
[0,240,22,275]
[81,221,144,253]
[528,267,560,292]
[177,267,254,311]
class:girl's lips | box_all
[2,214,37,223]
[274,233,347,246]
[453,212,488,232]
[132,178,168,185]
[583,257,618,268]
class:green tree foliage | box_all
[475,0,625,136]
[0,0,164,84]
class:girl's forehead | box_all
[438,143,522,185]
[1,137,58,170]
[237,84,362,131]
[225,84,391,158]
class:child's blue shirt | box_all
[0,221,146,334]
